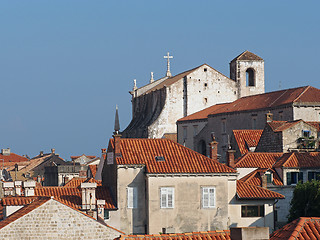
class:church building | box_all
[122,51,265,139]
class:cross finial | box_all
[150,72,154,83]
[164,52,173,77]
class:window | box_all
[252,117,257,129]
[246,68,255,86]
[202,187,215,208]
[127,187,137,208]
[265,173,272,183]
[303,130,310,138]
[193,125,198,137]
[198,140,206,156]
[183,127,187,140]
[104,209,110,220]
[308,171,320,181]
[155,156,165,162]
[287,172,303,185]
[222,120,226,133]
[204,68,207,72]
[241,205,264,217]
[160,187,174,208]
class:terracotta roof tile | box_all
[270,217,320,240]
[117,230,231,240]
[0,197,50,230]
[1,196,39,206]
[236,181,284,200]
[273,152,320,169]
[233,130,263,155]
[235,152,283,169]
[306,122,320,132]
[88,165,98,178]
[110,138,236,174]
[64,177,101,188]
[162,133,177,142]
[231,50,263,61]
[0,153,29,163]
[178,86,320,122]
[239,169,283,186]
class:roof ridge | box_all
[293,86,310,102]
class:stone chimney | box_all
[227,149,236,168]
[40,151,44,157]
[97,199,106,220]
[14,181,22,196]
[51,148,55,154]
[3,182,14,196]
[261,174,267,189]
[81,182,97,211]
[209,132,218,161]
[230,227,269,240]
[1,148,11,156]
[37,175,42,183]
[23,180,36,197]
[266,111,273,123]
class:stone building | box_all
[123,51,265,139]
[102,130,284,234]
[177,86,320,162]
[0,197,122,239]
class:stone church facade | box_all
[122,51,265,139]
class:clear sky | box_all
[1,1,319,160]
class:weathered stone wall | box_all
[0,199,121,240]
[177,119,207,150]
[293,105,320,121]
[255,125,283,152]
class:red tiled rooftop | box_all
[239,169,283,186]
[64,177,101,188]
[1,196,39,206]
[88,165,98,178]
[236,181,284,200]
[270,217,320,240]
[233,130,263,155]
[117,230,231,240]
[0,153,29,163]
[235,152,283,169]
[178,86,320,122]
[110,138,237,174]
[273,152,320,169]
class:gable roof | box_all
[231,50,263,61]
[268,120,318,132]
[70,155,96,160]
[239,168,283,186]
[109,138,237,174]
[235,152,283,169]
[116,230,231,240]
[273,152,320,169]
[178,86,320,122]
[270,217,320,240]
[64,177,102,188]
[233,130,263,155]
[236,181,284,200]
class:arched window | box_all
[198,140,206,156]
[246,68,255,86]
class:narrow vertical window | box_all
[160,187,174,208]
[193,125,198,136]
[222,120,226,133]
[202,187,215,208]
[183,127,187,140]
[246,68,255,86]
[127,187,137,208]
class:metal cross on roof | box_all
[164,52,173,77]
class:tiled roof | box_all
[178,86,320,122]
[0,153,29,163]
[236,181,284,200]
[88,165,98,178]
[270,217,320,240]
[233,130,263,155]
[64,177,101,188]
[110,138,237,174]
[0,197,50,230]
[239,169,283,186]
[1,196,39,206]
[231,50,263,61]
[273,152,320,169]
[235,152,283,169]
[267,120,318,132]
[116,230,231,240]
[306,122,320,132]
[70,155,96,160]
[162,133,177,142]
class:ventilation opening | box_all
[204,83,208,87]
[246,68,255,86]
[204,98,208,103]
[155,156,165,162]
[204,68,207,72]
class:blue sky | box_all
[0,1,319,160]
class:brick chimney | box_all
[266,111,273,123]
[23,180,36,197]
[227,149,236,168]
[261,174,267,189]
[101,148,106,154]
[209,132,218,161]
[81,182,97,210]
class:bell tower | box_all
[230,50,265,98]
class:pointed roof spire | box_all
[114,105,120,134]
[150,72,154,83]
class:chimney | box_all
[227,149,236,168]
[14,181,22,196]
[230,227,269,240]
[81,182,97,211]
[97,199,106,220]
[1,148,11,156]
[40,151,44,157]
[261,174,267,189]
[266,111,273,123]
[51,148,55,154]
[37,175,42,183]
[113,105,122,158]
[23,180,36,197]
[209,132,218,161]
[3,182,14,196]
[101,148,106,154]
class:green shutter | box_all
[287,172,292,185]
